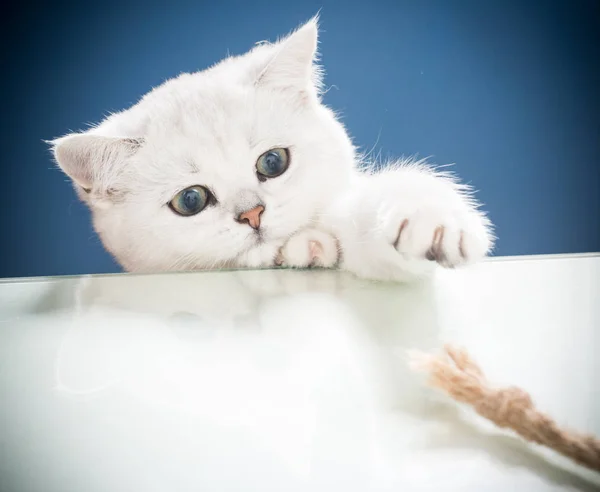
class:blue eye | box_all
[256,148,289,179]
[169,185,211,216]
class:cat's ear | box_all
[256,16,322,95]
[50,134,142,193]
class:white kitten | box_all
[50,16,493,282]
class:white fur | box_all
[51,16,494,282]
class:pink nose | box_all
[236,205,264,230]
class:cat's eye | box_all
[169,185,211,216]
[256,148,290,180]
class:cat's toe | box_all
[456,214,493,264]
[424,226,459,268]
[392,208,492,268]
[308,240,324,264]
[278,229,340,268]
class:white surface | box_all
[0,256,599,491]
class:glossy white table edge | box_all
[1,251,599,284]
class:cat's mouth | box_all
[247,228,265,246]
[253,232,265,245]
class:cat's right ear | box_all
[49,134,142,194]
[254,16,322,96]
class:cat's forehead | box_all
[127,81,275,176]
[135,83,299,156]
[141,78,251,135]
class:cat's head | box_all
[51,18,355,272]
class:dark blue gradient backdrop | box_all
[1,0,598,278]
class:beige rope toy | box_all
[410,345,600,473]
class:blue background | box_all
[1,0,598,278]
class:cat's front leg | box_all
[380,166,493,269]
[234,230,339,270]
[276,229,340,269]
[328,161,494,282]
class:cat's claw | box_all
[276,229,340,268]
[390,207,492,268]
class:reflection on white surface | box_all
[0,257,599,491]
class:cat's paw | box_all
[276,229,340,268]
[387,205,492,268]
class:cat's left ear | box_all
[49,133,142,197]
[256,16,322,95]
